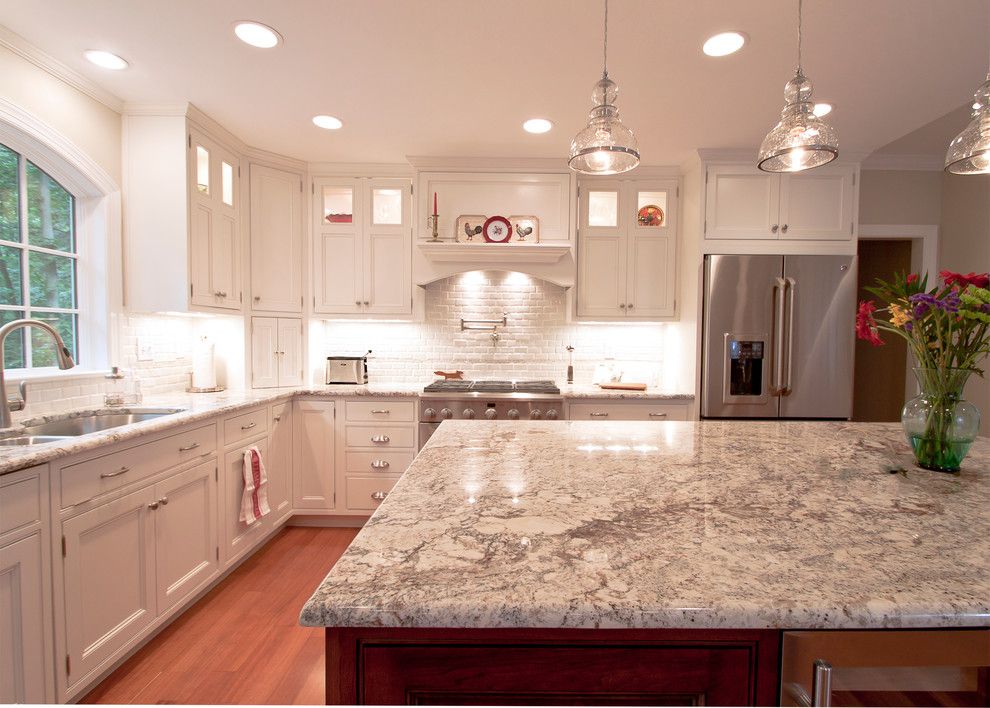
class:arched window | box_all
[0,142,79,367]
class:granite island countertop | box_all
[300,420,990,631]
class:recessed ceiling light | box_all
[813,103,833,117]
[702,31,747,57]
[312,115,343,130]
[83,50,128,70]
[523,118,553,134]
[233,21,282,48]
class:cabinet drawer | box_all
[345,425,416,449]
[345,475,400,511]
[345,451,415,475]
[0,467,44,535]
[345,400,415,423]
[60,424,216,508]
[568,402,689,421]
[223,407,269,447]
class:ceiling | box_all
[2,0,989,165]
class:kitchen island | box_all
[300,421,990,705]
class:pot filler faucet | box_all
[0,318,76,428]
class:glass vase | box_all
[901,368,981,473]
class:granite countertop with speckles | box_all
[300,420,990,631]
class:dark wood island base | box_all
[325,627,781,705]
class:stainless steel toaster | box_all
[325,353,370,385]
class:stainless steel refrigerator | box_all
[701,254,857,419]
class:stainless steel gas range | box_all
[419,380,564,449]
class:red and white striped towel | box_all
[240,446,270,525]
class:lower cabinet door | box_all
[62,486,157,686]
[292,400,335,510]
[154,461,218,613]
[268,402,293,523]
[0,532,48,703]
[222,438,271,565]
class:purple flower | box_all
[981,303,990,314]
[909,291,960,316]
[942,291,961,313]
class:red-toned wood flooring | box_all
[81,526,359,705]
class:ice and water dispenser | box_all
[722,334,768,402]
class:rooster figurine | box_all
[463,222,482,241]
[515,224,533,241]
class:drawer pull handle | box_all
[241,422,257,430]
[178,442,200,451]
[158,496,168,505]
[589,412,609,417]
[371,435,390,444]
[148,501,159,510]
[371,491,388,501]
[100,466,130,479]
[648,412,668,418]
[371,409,389,414]
[371,460,390,469]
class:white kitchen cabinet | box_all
[222,437,271,566]
[268,401,293,525]
[0,465,54,704]
[250,317,303,388]
[293,399,335,510]
[577,179,678,319]
[250,164,304,313]
[313,178,411,316]
[704,163,856,241]
[123,109,243,313]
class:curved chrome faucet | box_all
[0,319,75,428]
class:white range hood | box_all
[414,241,575,288]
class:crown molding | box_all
[406,155,570,173]
[0,24,124,113]
[861,153,945,171]
[121,101,189,117]
[243,145,307,173]
[309,162,413,177]
[696,147,868,168]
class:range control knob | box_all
[423,407,436,419]
[440,408,454,420]
[530,409,542,420]
[484,408,498,420]
[462,408,476,419]
[507,409,520,420]
[545,409,559,420]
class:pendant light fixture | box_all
[568,0,640,175]
[757,0,838,172]
[944,59,990,175]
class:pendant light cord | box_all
[797,0,803,73]
[603,0,609,79]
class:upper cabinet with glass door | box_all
[576,179,678,320]
[122,109,243,314]
[313,177,411,316]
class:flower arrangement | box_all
[856,270,990,471]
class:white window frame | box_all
[0,100,120,380]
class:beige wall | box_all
[859,169,943,225]
[939,172,990,418]
[0,45,121,185]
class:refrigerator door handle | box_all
[771,278,786,396]
[784,277,797,395]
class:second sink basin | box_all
[18,408,185,437]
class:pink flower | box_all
[856,300,884,346]
[906,273,918,285]
[940,270,990,289]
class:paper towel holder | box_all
[186,372,225,394]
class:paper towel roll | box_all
[192,338,216,389]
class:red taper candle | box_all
[433,192,438,217]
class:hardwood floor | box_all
[81,526,359,705]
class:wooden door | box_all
[276,318,304,386]
[704,165,780,240]
[250,164,303,312]
[292,400,335,510]
[62,486,157,685]
[577,183,627,317]
[250,317,278,389]
[364,179,411,314]
[314,179,363,314]
[779,165,856,240]
[154,461,218,613]
[222,438,271,566]
[268,402,293,524]
[626,181,677,318]
[0,533,48,703]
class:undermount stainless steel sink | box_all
[8,408,185,440]
[0,434,72,446]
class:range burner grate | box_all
[423,379,561,394]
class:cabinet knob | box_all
[371,434,390,444]
[273,415,281,422]
[214,290,227,297]
[371,491,388,501]
[148,501,159,510]
[781,223,789,233]
[627,303,634,309]
[363,301,370,306]
[771,224,779,233]
[619,303,626,309]
[158,496,168,505]
[253,295,261,302]
[371,460,390,469]
[355,300,362,306]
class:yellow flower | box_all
[890,304,911,328]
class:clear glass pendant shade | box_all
[569,76,640,175]
[944,72,990,175]
[758,70,838,172]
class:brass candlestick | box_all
[428,214,440,242]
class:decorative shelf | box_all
[417,241,572,264]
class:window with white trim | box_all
[0,142,79,368]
